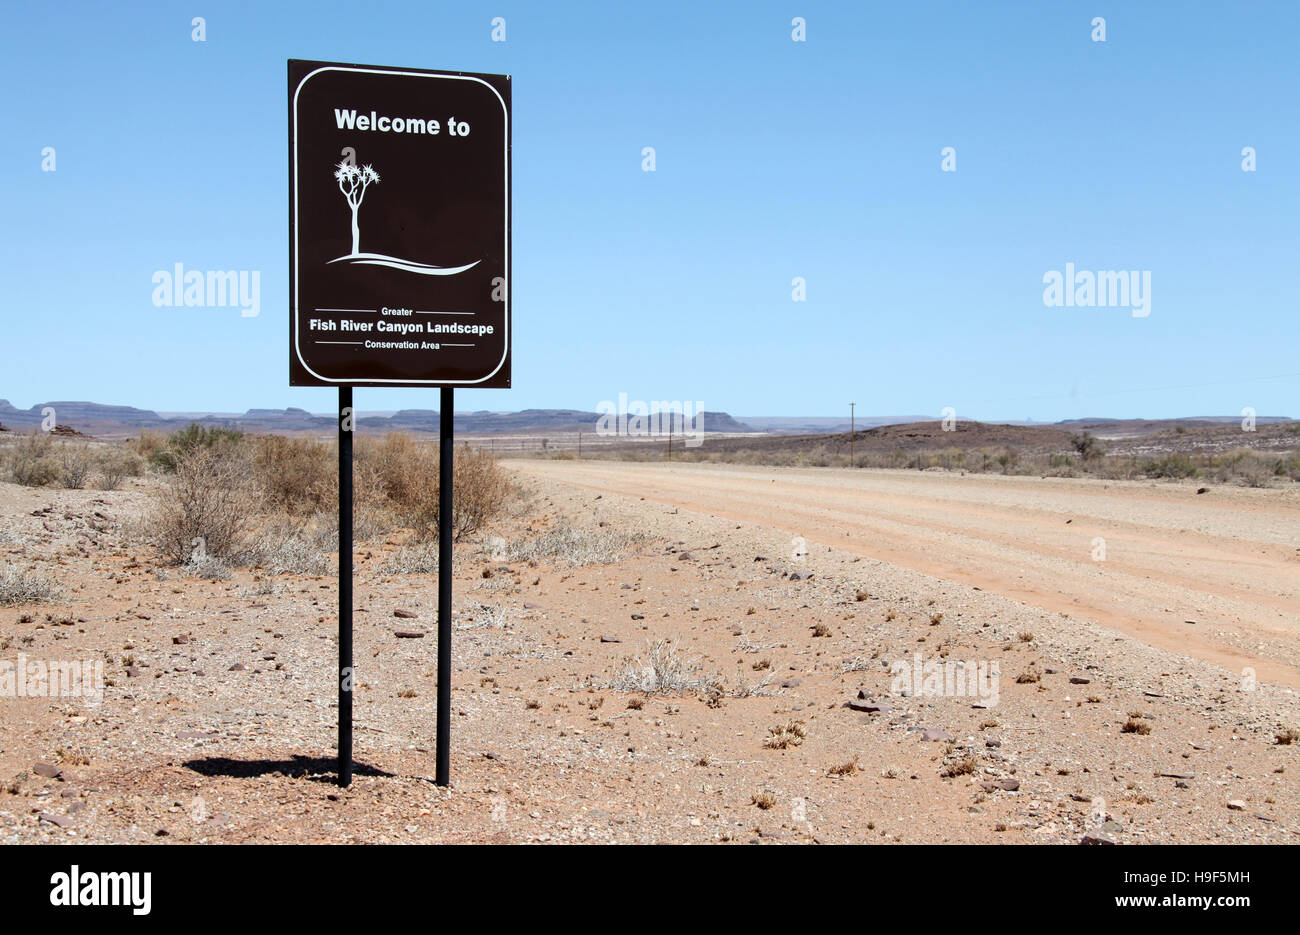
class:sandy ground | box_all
[0,462,1296,844]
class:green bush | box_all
[1143,453,1198,478]
[151,423,245,472]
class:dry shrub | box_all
[0,563,61,605]
[142,429,508,568]
[127,430,168,464]
[361,433,433,510]
[253,435,335,514]
[150,445,254,565]
[95,446,144,490]
[243,517,333,576]
[450,446,511,540]
[6,432,58,487]
[380,540,440,574]
[359,435,510,541]
[57,442,94,489]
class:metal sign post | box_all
[289,59,511,788]
[436,388,454,785]
[338,387,353,785]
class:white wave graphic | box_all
[328,253,480,276]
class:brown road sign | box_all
[289,60,511,387]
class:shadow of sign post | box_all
[288,59,512,787]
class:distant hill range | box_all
[0,400,755,437]
[0,399,1291,439]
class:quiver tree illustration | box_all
[334,162,380,255]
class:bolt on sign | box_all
[289,60,511,387]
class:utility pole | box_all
[850,402,855,467]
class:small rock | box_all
[1069,676,1090,684]
[394,630,425,639]
[228,663,245,672]
[1227,800,1247,811]
[920,729,953,742]
[38,812,71,828]
[599,635,622,643]
[846,697,889,713]
[1080,831,1118,845]
[980,778,1019,792]
[394,609,418,619]
[631,614,645,620]
[173,635,190,645]
[32,762,61,779]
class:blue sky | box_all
[3,1,1297,421]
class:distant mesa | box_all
[0,398,1290,440]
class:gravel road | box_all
[511,461,1300,688]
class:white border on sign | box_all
[292,65,510,384]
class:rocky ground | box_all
[0,465,1296,844]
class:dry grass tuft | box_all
[0,564,62,605]
[1016,665,1042,684]
[763,720,806,750]
[941,755,978,778]
[493,519,648,568]
[827,758,860,777]
[607,639,721,695]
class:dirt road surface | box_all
[511,461,1300,688]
